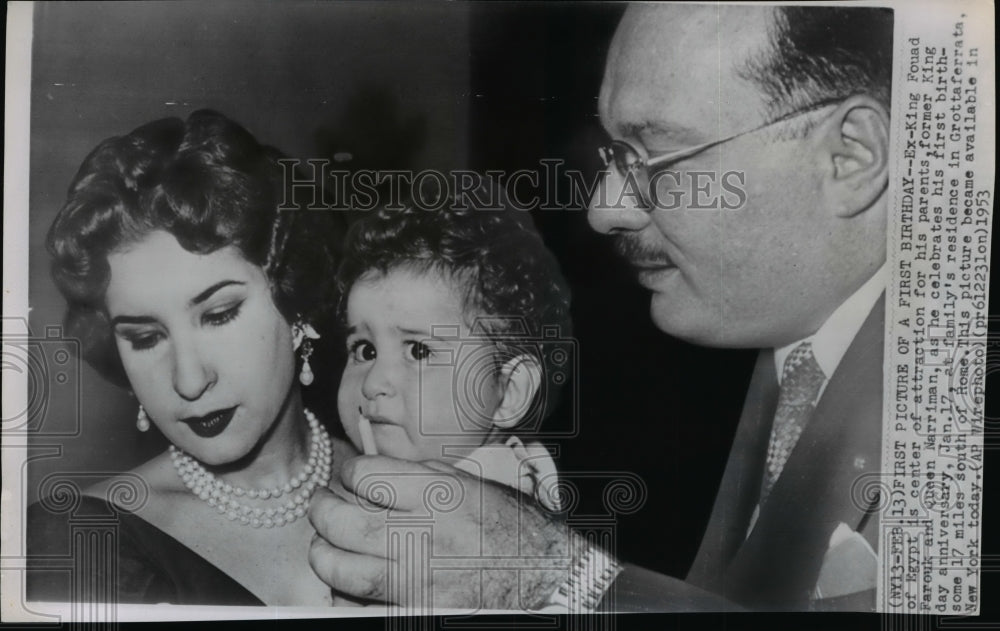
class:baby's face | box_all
[338,267,503,462]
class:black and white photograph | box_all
[2,1,995,627]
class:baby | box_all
[335,199,572,511]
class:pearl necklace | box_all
[168,408,333,528]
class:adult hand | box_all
[309,455,572,611]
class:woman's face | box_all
[105,230,296,465]
[338,268,503,462]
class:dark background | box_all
[23,4,996,625]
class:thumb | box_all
[419,459,461,474]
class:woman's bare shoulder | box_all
[83,451,185,515]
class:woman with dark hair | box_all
[27,110,352,606]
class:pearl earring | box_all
[292,320,320,386]
[299,338,314,386]
[137,405,150,432]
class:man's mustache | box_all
[611,234,674,267]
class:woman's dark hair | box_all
[336,195,573,430]
[47,109,341,387]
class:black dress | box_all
[27,495,263,605]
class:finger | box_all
[324,478,367,505]
[309,488,392,557]
[342,455,469,510]
[317,481,391,514]
[309,536,392,603]
[420,458,460,473]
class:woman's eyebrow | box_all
[189,280,246,306]
[110,280,246,326]
[110,315,156,327]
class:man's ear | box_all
[491,355,543,430]
[816,95,890,218]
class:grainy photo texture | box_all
[2,1,994,626]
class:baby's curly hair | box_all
[47,110,341,387]
[336,195,573,428]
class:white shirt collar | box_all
[774,264,887,384]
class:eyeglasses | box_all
[597,97,846,210]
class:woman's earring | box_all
[299,338,314,386]
[136,406,150,432]
[292,320,320,386]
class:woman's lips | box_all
[181,406,237,438]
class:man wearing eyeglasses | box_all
[309,3,893,613]
[588,4,892,611]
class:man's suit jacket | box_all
[684,296,885,610]
[604,297,884,612]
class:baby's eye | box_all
[406,341,432,361]
[348,340,376,363]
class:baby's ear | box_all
[491,354,542,429]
